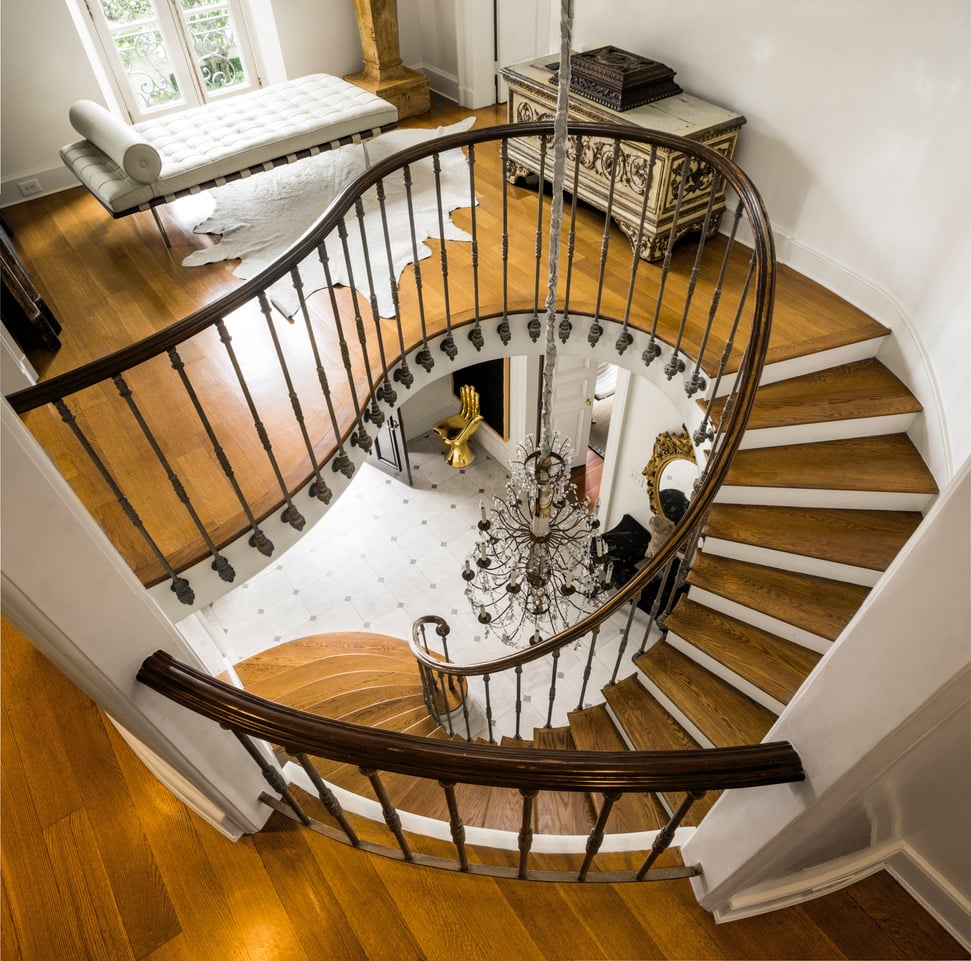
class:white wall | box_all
[570,0,970,480]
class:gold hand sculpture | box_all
[433,384,484,468]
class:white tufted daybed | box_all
[59,74,398,246]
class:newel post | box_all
[346,0,431,119]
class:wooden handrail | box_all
[138,649,803,793]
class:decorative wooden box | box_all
[562,46,682,111]
[501,54,746,262]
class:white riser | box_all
[664,631,787,716]
[701,537,882,588]
[716,486,934,512]
[632,669,718,750]
[712,335,887,397]
[737,412,917,450]
[685,586,832,656]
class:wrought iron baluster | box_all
[465,143,485,351]
[497,138,512,346]
[53,397,194,605]
[636,791,705,879]
[578,790,620,881]
[317,239,373,453]
[294,753,360,846]
[401,163,434,373]
[694,253,756,445]
[616,144,657,356]
[483,673,495,743]
[439,781,470,871]
[112,371,235,583]
[352,194,397,406]
[436,669,455,736]
[289,267,355,478]
[168,346,275,557]
[215,318,305,531]
[528,136,548,342]
[517,788,538,879]
[431,152,459,361]
[459,679,472,741]
[611,601,638,685]
[558,135,583,344]
[577,627,600,708]
[335,217,384,428]
[642,146,694,367]
[257,293,331,504]
[360,767,413,860]
[545,647,561,728]
[636,555,680,656]
[233,730,310,825]
[587,139,621,348]
[665,168,723,381]
[686,199,745,397]
[514,663,524,740]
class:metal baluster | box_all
[233,731,310,825]
[514,663,523,740]
[665,168,723,381]
[294,753,360,846]
[610,599,638,684]
[558,134,583,344]
[335,217,385,428]
[168,346,275,556]
[439,781,470,871]
[642,147,694,367]
[431,152,459,360]
[458,675,473,741]
[257,293,331,504]
[216,319,305,531]
[352,195,397,407]
[289,267,355,477]
[517,789,538,879]
[360,768,413,860]
[615,144,658,356]
[53,398,194,604]
[112,372,235,582]
[527,136,549,343]
[577,791,621,881]
[497,139,512,346]
[465,143,485,351]
[317,239,373,453]
[636,555,679,656]
[437,670,455,736]
[636,791,705,879]
[545,647,560,728]
[402,163,434,373]
[686,200,745,397]
[577,627,600,708]
[587,139,621,348]
[483,673,495,743]
[694,253,756,445]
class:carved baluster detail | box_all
[514,663,524,740]
[588,139,621,348]
[636,791,705,879]
[360,768,413,860]
[545,646,560,729]
[483,673,495,744]
[294,753,360,846]
[497,138,512,346]
[559,137,583,344]
[578,790,620,881]
[401,163,434,373]
[439,781,470,871]
[432,152,458,360]
[466,143,485,351]
[528,136,548,343]
[232,731,310,826]
[576,627,599,709]
[517,788,538,879]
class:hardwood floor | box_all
[3,617,967,961]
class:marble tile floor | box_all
[198,432,653,741]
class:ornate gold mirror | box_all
[642,427,699,518]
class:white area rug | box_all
[183,117,477,317]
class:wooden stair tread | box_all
[635,645,776,747]
[567,704,668,832]
[334,694,430,729]
[689,552,869,641]
[664,597,820,704]
[712,359,921,430]
[704,503,923,570]
[724,435,938,493]
[242,655,419,702]
[285,681,422,718]
[500,735,534,748]
[530,726,595,835]
[532,726,576,751]
[601,676,715,824]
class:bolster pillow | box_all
[69,100,162,184]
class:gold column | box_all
[345,0,431,119]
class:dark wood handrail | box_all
[138,649,803,793]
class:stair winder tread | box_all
[663,597,821,704]
[724,435,938,493]
[633,646,777,747]
[688,552,869,641]
[711,358,922,430]
[704,504,923,570]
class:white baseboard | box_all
[0,163,77,209]
[707,841,971,952]
[418,63,460,105]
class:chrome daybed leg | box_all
[149,206,172,248]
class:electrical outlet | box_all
[17,179,43,197]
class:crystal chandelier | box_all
[462,0,611,646]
